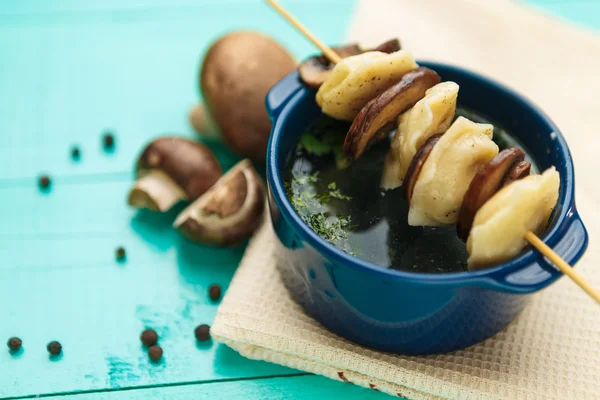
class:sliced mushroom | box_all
[298,39,402,89]
[298,44,362,89]
[467,167,559,269]
[173,159,265,246]
[403,134,443,203]
[128,137,222,212]
[457,148,525,241]
[502,160,531,187]
[344,67,441,160]
[372,38,401,53]
[201,31,297,160]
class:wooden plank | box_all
[0,247,297,398]
[0,0,356,397]
[0,0,353,181]
[30,375,393,400]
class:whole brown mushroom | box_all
[128,137,222,212]
[173,159,265,246]
[201,31,296,160]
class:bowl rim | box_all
[266,61,581,286]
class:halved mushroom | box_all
[502,160,531,187]
[173,159,265,246]
[457,148,526,241]
[128,137,222,212]
[403,134,443,203]
[298,44,362,89]
[298,38,402,89]
[344,67,440,160]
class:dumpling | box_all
[467,167,560,269]
[381,82,459,189]
[408,117,499,226]
[316,51,418,121]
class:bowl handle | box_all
[482,207,589,294]
[266,71,305,120]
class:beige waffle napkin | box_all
[212,0,600,399]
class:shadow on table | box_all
[175,235,246,287]
[129,205,185,252]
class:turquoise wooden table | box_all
[0,1,596,399]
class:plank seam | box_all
[1,372,312,400]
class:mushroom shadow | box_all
[129,205,185,252]
[175,235,246,288]
[202,140,243,172]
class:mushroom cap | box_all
[200,31,296,160]
[174,159,265,246]
[136,137,222,200]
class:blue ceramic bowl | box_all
[265,62,588,354]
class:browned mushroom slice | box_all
[457,148,526,241]
[298,39,402,89]
[298,44,362,89]
[403,134,443,202]
[173,159,265,246]
[128,137,222,212]
[344,67,441,160]
[372,38,401,53]
[502,160,531,187]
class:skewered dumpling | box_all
[381,82,459,189]
[316,51,417,121]
[467,167,560,269]
[408,117,499,226]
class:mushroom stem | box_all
[189,103,220,141]
[128,170,186,211]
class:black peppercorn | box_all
[39,175,51,189]
[47,341,62,355]
[7,337,22,352]
[208,284,222,301]
[116,247,126,261]
[71,146,80,160]
[141,329,158,346]
[148,345,163,361]
[195,324,210,341]
[103,131,115,149]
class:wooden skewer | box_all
[266,0,599,305]
[265,0,342,64]
[525,231,600,303]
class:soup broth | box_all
[284,107,537,273]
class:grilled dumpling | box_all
[408,117,499,226]
[467,167,560,269]
[381,82,459,189]
[316,51,417,121]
